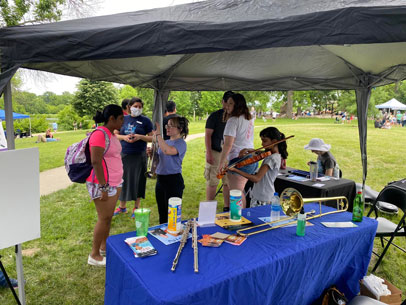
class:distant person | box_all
[163,100,178,140]
[204,91,234,211]
[121,98,130,116]
[272,111,277,121]
[304,138,340,178]
[73,121,78,131]
[79,122,83,129]
[0,271,18,289]
[36,129,60,142]
[396,111,402,126]
[374,118,382,128]
[86,104,124,267]
[402,112,406,127]
[52,122,58,132]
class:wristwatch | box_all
[99,184,110,192]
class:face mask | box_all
[131,107,142,117]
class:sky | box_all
[20,0,198,95]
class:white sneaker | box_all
[88,255,106,267]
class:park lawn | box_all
[1,118,405,304]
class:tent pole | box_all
[152,84,170,131]
[355,86,372,196]
[4,81,15,150]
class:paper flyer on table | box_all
[321,222,358,228]
[287,175,309,182]
[148,223,191,245]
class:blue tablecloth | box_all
[105,204,377,305]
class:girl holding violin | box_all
[217,93,256,208]
[229,127,288,207]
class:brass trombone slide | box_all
[237,188,348,237]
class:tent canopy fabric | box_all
[1,0,406,93]
[375,98,406,110]
[2,0,406,187]
[0,109,30,120]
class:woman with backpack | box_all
[86,104,124,267]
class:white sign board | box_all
[0,148,41,249]
[0,119,7,150]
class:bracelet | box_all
[99,184,109,192]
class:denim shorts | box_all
[86,182,122,200]
[229,157,258,175]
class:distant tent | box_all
[0,109,31,135]
[375,98,406,111]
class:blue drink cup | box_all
[230,189,242,222]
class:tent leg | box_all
[355,86,371,196]
[4,81,15,150]
[152,88,170,130]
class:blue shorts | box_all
[229,157,258,176]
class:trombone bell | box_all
[237,188,348,237]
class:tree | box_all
[199,91,224,116]
[0,0,90,27]
[73,79,119,116]
[57,105,80,130]
[169,91,193,118]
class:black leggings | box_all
[155,174,185,224]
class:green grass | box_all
[1,118,405,304]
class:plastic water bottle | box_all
[270,192,281,221]
[352,191,364,222]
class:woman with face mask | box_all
[114,97,154,218]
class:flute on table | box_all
[171,220,192,272]
[192,218,198,273]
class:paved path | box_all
[39,132,205,196]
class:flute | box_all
[192,218,198,273]
[171,220,192,272]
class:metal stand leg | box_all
[15,245,26,305]
[0,255,21,305]
[214,183,223,198]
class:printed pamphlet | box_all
[125,236,158,258]
[148,222,192,245]
[224,234,247,246]
[198,234,224,247]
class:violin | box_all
[217,135,294,179]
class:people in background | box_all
[396,111,402,126]
[114,97,153,218]
[204,91,234,211]
[217,93,256,208]
[121,98,130,116]
[52,122,58,132]
[151,116,189,224]
[229,127,288,207]
[36,128,60,142]
[304,138,340,178]
[402,112,406,127]
[163,100,178,140]
[86,104,124,267]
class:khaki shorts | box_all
[204,150,229,187]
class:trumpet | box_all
[145,137,159,179]
[237,188,348,237]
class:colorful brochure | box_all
[125,236,158,258]
[258,216,314,227]
[148,223,192,245]
[223,234,247,246]
[198,234,224,247]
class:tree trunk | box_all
[286,90,293,119]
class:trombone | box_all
[237,188,348,237]
[145,136,159,179]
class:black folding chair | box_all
[367,182,406,273]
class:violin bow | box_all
[217,135,294,178]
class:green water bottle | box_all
[296,207,306,236]
[352,191,364,222]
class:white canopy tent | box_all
[375,98,406,111]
